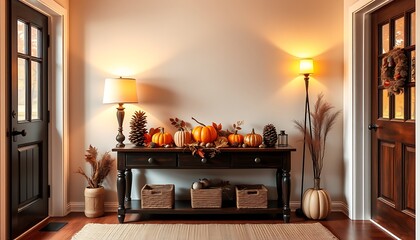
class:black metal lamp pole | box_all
[295,73,313,218]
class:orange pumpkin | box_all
[228,131,244,145]
[173,129,192,147]
[192,125,218,144]
[151,128,173,147]
[244,128,263,147]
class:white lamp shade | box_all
[103,77,138,104]
[299,59,314,74]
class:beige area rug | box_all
[72,222,338,240]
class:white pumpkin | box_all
[302,187,331,220]
[173,129,192,147]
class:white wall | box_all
[68,0,345,208]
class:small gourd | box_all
[244,128,263,147]
[192,125,218,144]
[173,129,192,147]
[228,131,244,146]
[151,128,173,147]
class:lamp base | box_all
[115,103,126,148]
[116,142,125,148]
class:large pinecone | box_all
[128,110,148,146]
[263,124,277,147]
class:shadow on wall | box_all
[138,81,177,105]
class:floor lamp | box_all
[295,59,314,218]
[103,77,138,147]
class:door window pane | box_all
[31,26,41,58]
[382,24,390,53]
[18,58,27,121]
[394,92,405,119]
[410,87,415,120]
[31,61,40,120]
[411,12,416,45]
[17,20,27,54]
[381,89,390,118]
[394,17,405,47]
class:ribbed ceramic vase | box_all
[84,186,105,218]
[302,178,331,220]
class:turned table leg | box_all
[117,169,126,223]
[281,159,291,223]
[125,169,132,202]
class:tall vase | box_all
[302,178,331,220]
[84,186,105,218]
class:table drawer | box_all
[126,153,177,168]
[231,153,286,168]
[178,153,230,168]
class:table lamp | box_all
[103,77,138,147]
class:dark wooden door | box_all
[371,0,415,239]
[10,0,49,238]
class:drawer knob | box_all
[148,157,154,164]
[254,157,261,163]
[201,158,207,164]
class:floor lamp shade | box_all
[299,59,314,75]
[103,78,138,104]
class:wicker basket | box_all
[191,187,222,208]
[236,185,268,209]
[141,184,174,209]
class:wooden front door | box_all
[370,0,415,239]
[10,0,49,238]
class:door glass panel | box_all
[411,51,416,82]
[394,92,404,119]
[381,89,390,118]
[18,58,27,121]
[17,20,27,54]
[411,12,416,45]
[382,24,390,53]
[31,26,41,58]
[31,61,40,120]
[394,17,405,47]
[410,87,415,120]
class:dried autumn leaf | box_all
[197,149,205,158]
[149,127,160,136]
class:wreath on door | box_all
[381,48,408,95]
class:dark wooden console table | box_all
[113,145,296,223]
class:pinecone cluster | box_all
[128,110,148,146]
[263,124,277,147]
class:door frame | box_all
[345,0,419,232]
[0,0,68,238]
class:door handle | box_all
[12,129,27,136]
[368,124,380,131]
[11,128,27,142]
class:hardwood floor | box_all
[18,212,394,240]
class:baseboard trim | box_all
[69,200,349,216]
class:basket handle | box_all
[151,190,162,195]
[246,190,259,195]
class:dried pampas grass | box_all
[294,93,340,179]
[77,145,115,188]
